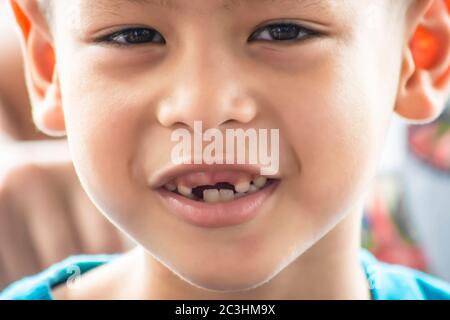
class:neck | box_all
[131,202,371,300]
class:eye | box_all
[100,27,165,46]
[249,23,320,42]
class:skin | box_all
[9,0,450,299]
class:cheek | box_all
[59,66,146,220]
[275,44,397,227]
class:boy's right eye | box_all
[99,28,166,46]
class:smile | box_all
[151,165,280,228]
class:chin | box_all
[181,271,275,293]
[167,253,284,293]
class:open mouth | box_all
[163,175,277,203]
[152,166,280,228]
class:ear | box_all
[9,0,66,137]
[395,0,450,124]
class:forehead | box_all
[87,0,331,11]
[57,0,348,16]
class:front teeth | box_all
[219,189,235,202]
[204,189,238,203]
[204,189,220,203]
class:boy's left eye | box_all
[248,23,320,42]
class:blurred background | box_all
[0,0,449,291]
[362,104,450,282]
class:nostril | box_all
[219,119,236,126]
[172,121,190,129]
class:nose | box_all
[156,46,258,130]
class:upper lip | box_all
[148,163,281,189]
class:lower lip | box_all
[155,181,279,228]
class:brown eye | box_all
[249,23,319,42]
[105,28,165,45]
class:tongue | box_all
[175,171,252,189]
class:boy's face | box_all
[26,0,431,290]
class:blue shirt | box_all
[1,249,449,300]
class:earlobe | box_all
[9,0,66,137]
[394,0,450,124]
[34,74,66,137]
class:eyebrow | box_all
[108,0,328,12]
[221,0,328,11]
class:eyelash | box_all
[249,23,320,42]
[99,28,166,46]
[98,23,321,47]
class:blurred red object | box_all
[370,190,427,271]
[409,124,450,172]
